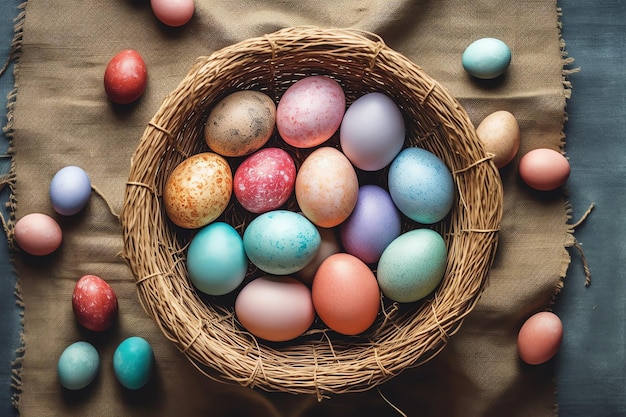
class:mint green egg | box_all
[377,228,447,303]
[187,222,248,296]
[57,341,99,390]
[462,38,511,79]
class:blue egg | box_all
[187,222,247,296]
[49,166,92,215]
[388,147,454,224]
[57,341,99,390]
[113,336,154,390]
[462,38,511,79]
[243,210,321,275]
[377,228,447,303]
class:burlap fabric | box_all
[10,1,573,416]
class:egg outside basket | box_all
[120,26,503,399]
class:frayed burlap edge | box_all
[0,1,28,413]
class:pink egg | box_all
[234,148,296,214]
[14,213,62,256]
[517,311,563,365]
[519,148,570,191]
[295,147,359,228]
[150,0,194,27]
[235,276,315,342]
[276,76,345,148]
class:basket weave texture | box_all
[120,26,503,398]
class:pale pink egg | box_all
[150,0,194,27]
[517,311,563,365]
[519,148,570,191]
[276,76,345,148]
[295,147,359,228]
[14,213,62,256]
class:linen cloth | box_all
[10,1,571,416]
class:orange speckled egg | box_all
[312,253,380,335]
[476,110,520,168]
[163,152,232,229]
[295,147,358,228]
[517,311,563,365]
[519,148,570,191]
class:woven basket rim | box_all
[120,26,503,398]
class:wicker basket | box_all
[120,26,503,398]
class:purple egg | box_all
[339,185,402,264]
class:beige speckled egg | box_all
[163,152,232,229]
[476,110,520,168]
[204,90,276,157]
[295,147,359,228]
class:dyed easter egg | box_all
[295,147,359,228]
[312,253,380,335]
[243,210,320,275]
[72,274,118,332]
[517,311,563,365]
[186,222,247,296]
[13,213,62,256]
[49,166,91,216]
[388,147,455,224]
[518,148,570,191]
[340,185,402,264]
[205,90,276,157]
[462,38,512,79]
[276,76,346,148]
[476,110,521,168]
[340,92,406,171]
[150,0,195,27]
[376,228,448,303]
[103,49,147,104]
[295,225,342,285]
[233,147,296,213]
[235,276,315,342]
[57,341,100,390]
[163,152,232,229]
[113,336,154,390]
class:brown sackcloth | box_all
[10,0,574,416]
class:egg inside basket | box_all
[120,26,503,398]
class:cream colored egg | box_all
[295,147,359,228]
[476,110,520,168]
[204,90,276,157]
[163,152,232,229]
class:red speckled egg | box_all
[103,49,147,105]
[276,75,345,148]
[517,311,563,365]
[234,148,296,213]
[519,148,570,191]
[312,253,380,335]
[163,152,232,229]
[14,213,62,256]
[72,274,118,332]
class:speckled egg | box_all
[340,92,406,171]
[243,210,321,275]
[376,228,448,303]
[233,147,296,213]
[205,90,276,157]
[276,75,345,148]
[388,147,455,224]
[235,276,315,342]
[295,147,359,228]
[163,152,232,229]
[462,38,512,79]
[312,253,380,335]
[340,185,402,264]
[476,110,521,168]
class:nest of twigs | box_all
[120,26,503,399]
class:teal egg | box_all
[113,336,154,390]
[376,229,447,303]
[57,341,99,390]
[187,222,248,296]
[462,38,511,79]
[243,210,321,275]
[388,147,454,225]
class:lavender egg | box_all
[339,185,402,264]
